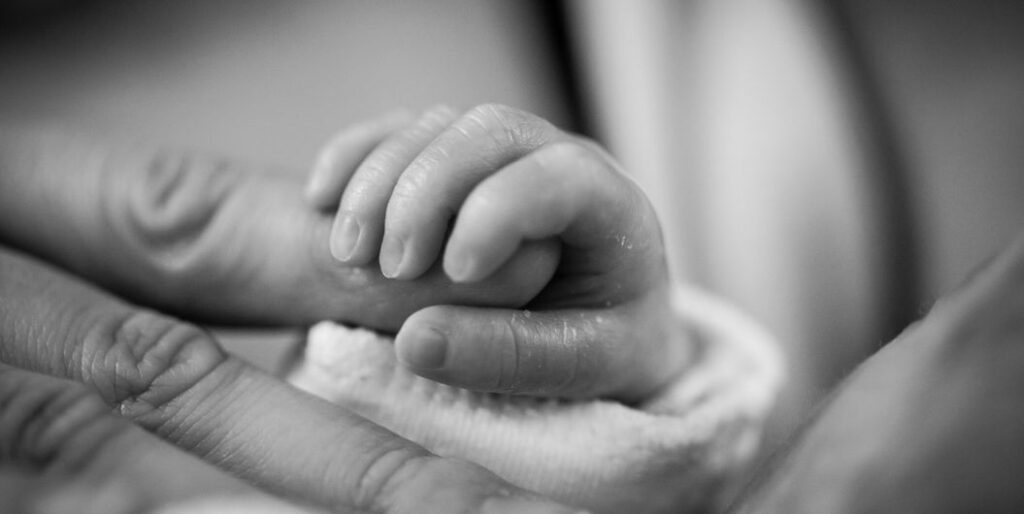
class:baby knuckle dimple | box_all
[82,310,226,424]
[460,103,530,149]
[538,140,602,174]
[470,103,559,149]
[465,103,513,125]
[0,367,122,469]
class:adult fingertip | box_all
[395,324,448,370]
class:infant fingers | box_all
[378,104,567,280]
[330,106,459,265]
[306,108,415,210]
[444,140,652,286]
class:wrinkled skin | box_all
[0,121,598,514]
[731,234,1024,513]
[0,104,684,511]
[0,250,573,513]
[306,104,688,401]
[8,105,1020,512]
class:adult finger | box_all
[0,124,557,330]
[0,365,313,514]
[0,247,578,514]
[333,105,459,266]
[306,108,415,210]
[379,104,568,280]
[394,285,691,402]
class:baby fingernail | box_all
[379,235,405,278]
[398,327,447,370]
[445,249,476,283]
[330,214,361,262]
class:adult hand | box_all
[0,125,577,513]
[308,105,690,402]
[731,234,1024,513]
[0,124,557,331]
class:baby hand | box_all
[307,104,690,402]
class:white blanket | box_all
[288,287,783,514]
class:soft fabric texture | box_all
[287,287,782,513]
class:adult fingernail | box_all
[330,213,361,262]
[481,495,587,514]
[398,327,448,370]
[380,235,405,278]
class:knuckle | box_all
[476,103,558,148]
[0,367,124,470]
[540,139,601,172]
[495,315,592,397]
[466,102,509,122]
[553,320,583,395]
[494,316,526,393]
[536,139,630,202]
[346,443,433,511]
[461,103,524,150]
[82,309,226,424]
[457,103,555,155]
[111,149,239,288]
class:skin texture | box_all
[4,108,1023,511]
[0,124,588,513]
[0,125,556,331]
[288,290,781,514]
[0,364,309,514]
[307,104,691,402]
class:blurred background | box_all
[3,0,1024,459]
